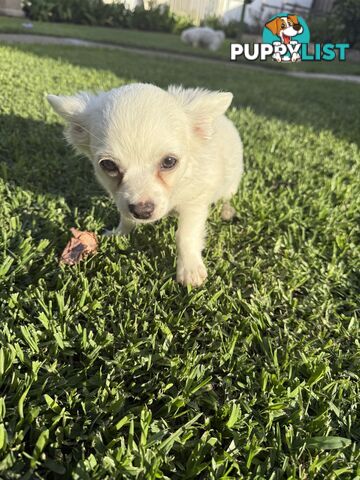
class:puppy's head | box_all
[47,83,232,223]
[265,15,303,42]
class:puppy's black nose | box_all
[128,202,155,219]
[293,23,302,31]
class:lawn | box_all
[1,15,360,76]
[0,42,359,479]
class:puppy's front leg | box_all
[176,205,208,287]
[104,215,134,236]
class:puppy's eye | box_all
[160,156,178,170]
[99,159,119,177]
[281,23,285,28]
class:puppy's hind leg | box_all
[220,178,240,221]
[221,201,236,221]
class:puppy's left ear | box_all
[189,90,233,139]
[47,93,92,154]
[170,87,233,140]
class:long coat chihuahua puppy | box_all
[48,84,243,287]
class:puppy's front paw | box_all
[103,228,120,237]
[177,257,207,287]
[103,220,134,237]
[103,225,131,236]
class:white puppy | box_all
[181,27,225,51]
[47,84,243,287]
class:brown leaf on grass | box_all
[60,228,98,265]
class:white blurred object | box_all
[0,0,24,17]
[22,22,34,28]
[181,27,225,51]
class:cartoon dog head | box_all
[265,15,303,44]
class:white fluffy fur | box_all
[48,83,243,286]
[181,27,225,51]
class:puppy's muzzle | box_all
[128,201,155,220]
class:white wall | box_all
[0,0,24,16]
[223,0,313,26]
[118,0,314,25]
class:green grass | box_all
[0,42,359,479]
[1,15,360,76]
[0,15,233,57]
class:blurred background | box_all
[0,0,358,48]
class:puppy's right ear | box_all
[47,93,92,154]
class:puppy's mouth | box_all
[130,216,157,224]
[116,196,168,224]
[282,26,303,42]
[124,210,165,224]
[282,33,291,44]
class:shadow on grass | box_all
[0,113,177,268]
[7,43,360,148]
[0,114,100,204]
[0,113,117,255]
